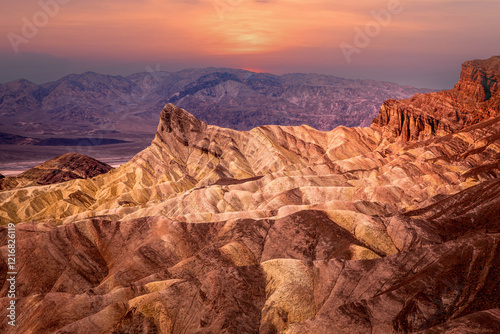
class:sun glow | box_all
[1,0,499,88]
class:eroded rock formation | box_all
[0,153,112,191]
[1,58,500,333]
[372,56,500,141]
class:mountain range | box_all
[0,56,500,333]
[0,68,432,138]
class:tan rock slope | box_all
[1,57,500,333]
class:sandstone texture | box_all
[1,58,500,333]
[372,56,500,141]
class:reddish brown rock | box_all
[1,57,500,333]
[1,182,500,333]
[0,153,112,191]
[455,57,500,102]
[19,152,112,184]
[420,309,500,334]
[372,56,500,141]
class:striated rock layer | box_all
[1,58,500,333]
[0,153,112,191]
[372,56,500,141]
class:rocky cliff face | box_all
[1,59,500,333]
[372,56,500,141]
[455,57,500,102]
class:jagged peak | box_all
[158,104,206,133]
[455,55,500,102]
[372,56,500,141]
[461,55,500,71]
[155,104,208,146]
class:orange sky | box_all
[1,0,499,88]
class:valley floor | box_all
[0,140,151,175]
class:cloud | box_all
[0,0,498,88]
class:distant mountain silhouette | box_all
[0,131,128,146]
[0,68,433,138]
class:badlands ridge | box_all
[1,56,500,333]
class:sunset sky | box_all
[1,0,499,89]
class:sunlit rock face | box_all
[1,58,500,333]
[372,56,500,141]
